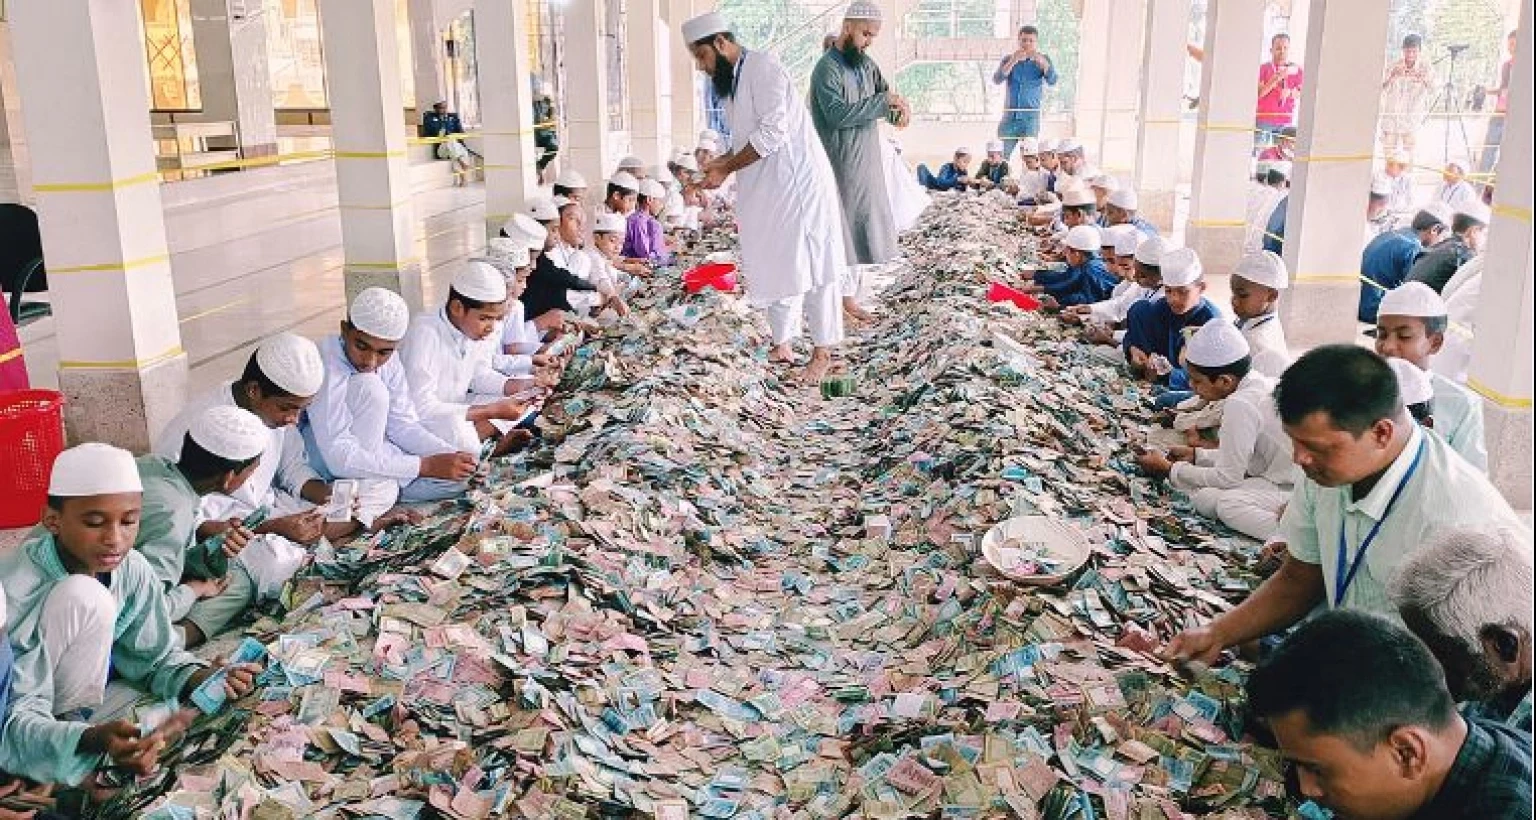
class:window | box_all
[267,0,327,109]
[141,0,201,111]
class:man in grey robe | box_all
[810,1,907,323]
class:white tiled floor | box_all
[19,162,491,396]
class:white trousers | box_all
[840,265,866,302]
[763,281,844,347]
[38,575,116,715]
[1190,477,1291,542]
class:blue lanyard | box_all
[1334,436,1426,606]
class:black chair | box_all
[0,203,49,325]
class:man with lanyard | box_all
[1164,345,1527,668]
[682,11,848,383]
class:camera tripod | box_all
[1427,45,1474,166]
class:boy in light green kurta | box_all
[0,443,260,787]
[133,405,267,644]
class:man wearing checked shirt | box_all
[1164,345,1529,667]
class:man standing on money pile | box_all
[809,1,909,326]
[682,11,847,383]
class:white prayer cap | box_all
[1087,173,1117,192]
[1107,187,1138,211]
[681,12,730,43]
[1056,137,1084,154]
[985,140,1004,154]
[1105,225,1141,256]
[1064,225,1102,252]
[487,239,531,268]
[452,260,509,303]
[1134,236,1167,267]
[1388,357,1434,407]
[526,196,559,222]
[1020,137,1039,156]
[1233,250,1289,290]
[593,212,628,234]
[1184,320,1251,368]
[189,406,268,462]
[699,129,720,143]
[609,171,640,192]
[844,0,882,21]
[349,287,411,341]
[255,332,324,397]
[555,169,588,189]
[1370,173,1393,197]
[1420,201,1455,228]
[617,155,645,172]
[551,195,575,211]
[677,154,700,172]
[697,137,720,153]
[1037,139,1058,153]
[1457,200,1491,226]
[503,213,549,252]
[1160,247,1204,286]
[1378,281,1447,318]
[955,146,972,156]
[639,179,667,200]
[48,442,143,497]
[1270,160,1293,178]
[1060,185,1095,208]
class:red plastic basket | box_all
[987,281,1042,310]
[683,262,738,294]
[0,390,65,528]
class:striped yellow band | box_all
[1493,203,1532,223]
[334,150,406,159]
[1141,118,1183,125]
[347,258,423,270]
[1188,219,1245,228]
[34,170,160,193]
[59,344,185,371]
[0,347,23,366]
[1467,376,1533,409]
[49,252,171,274]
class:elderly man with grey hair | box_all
[1390,527,1534,733]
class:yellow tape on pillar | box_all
[1493,203,1532,223]
[1187,219,1246,228]
[49,253,172,275]
[34,170,160,193]
[59,344,185,371]
[1467,376,1534,409]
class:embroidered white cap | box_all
[486,239,531,268]
[985,140,1003,154]
[1087,173,1118,192]
[844,0,882,20]
[1134,236,1167,267]
[609,171,640,192]
[349,287,411,341]
[1019,137,1040,156]
[1378,281,1448,318]
[502,213,549,253]
[1232,250,1290,291]
[594,212,628,234]
[254,332,325,397]
[1184,320,1251,368]
[1160,247,1204,286]
[677,154,700,173]
[1060,185,1096,208]
[1107,188,1139,211]
[1104,225,1141,257]
[1457,200,1491,226]
[526,196,559,222]
[1388,357,1434,406]
[1056,137,1084,154]
[189,406,268,462]
[555,169,588,189]
[452,259,509,303]
[681,11,730,42]
[48,443,144,497]
[1064,225,1102,252]
[639,179,667,200]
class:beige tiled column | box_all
[1186,0,1265,274]
[477,0,542,236]
[562,0,613,188]
[627,0,674,165]
[666,0,701,152]
[318,0,425,310]
[1133,0,1190,230]
[9,0,187,449]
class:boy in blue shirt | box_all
[1123,245,1219,393]
[916,148,973,191]
[1029,225,1118,307]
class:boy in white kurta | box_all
[1134,321,1297,541]
[1374,282,1487,471]
[399,262,538,456]
[682,12,847,382]
[1228,250,1292,379]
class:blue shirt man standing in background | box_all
[992,25,1058,164]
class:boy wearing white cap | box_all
[973,142,1011,190]
[1064,229,1159,346]
[1407,202,1489,293]
[615,155,647,180]
[154,336,409,645]
[0,444,259,787]
[590,212,636,308]
[552,169,589,203]
[1374,282,1486,471]
[1388,357,1437,428]
[622,179,675,266]
[1014,138,1051,204]
[1228,251,1292,379]
[602,172,641,217]
[547,197,627,317]
[1028,225,1118,308]
[510,210,605,327]
[400,261,541,458]
[133,405,269,647]
[1103,187,1159,236]
[1134,321,1297,541]
[916,147,973,192]
[485,237,546,361]
[303,288,479,503]
[1122,246,1220,391]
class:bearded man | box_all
[682,12,847,383]
[809,1,908,323]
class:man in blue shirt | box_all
[1262,194,1288,255]
[1123,246,1219,391]
[992,26,1058,163]
[1358,210,1442,323]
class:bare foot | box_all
[798,349,834,384]
[768,343,797,364]
[842,297,874,324]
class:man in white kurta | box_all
[682,12,847,382]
